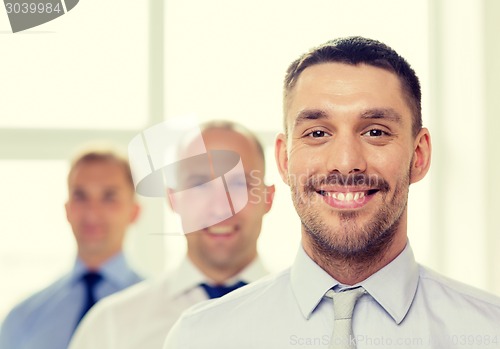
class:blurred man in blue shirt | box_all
[0,148,143,349]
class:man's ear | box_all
[166,188,178,213]
[129,202,141,223]
[263,184,275,214]
[64,201,70,222]
[275,133,289,185]
[410,128,432,184]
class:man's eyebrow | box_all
[292,108,403,129]
[293,109,329,128]
[360,108,403,123]
[103,187,119,193]
[182,173,212,183]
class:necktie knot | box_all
[326,287,365,320]
[76,271,103,325]
[325,286,365,349]
[200,281,247,299]
[82,272,102,288]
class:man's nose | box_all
[208,182,233,219]
[325,133,367,176]
[82,200,103,221]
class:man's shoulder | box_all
[418,265,500,312]
[181,268,291,321]
[1,275,69,327]
[93,274,172,314]
[164,269,293,348]
[69,275,181,349]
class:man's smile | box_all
[315,187,380,209]
[203,224,239,239]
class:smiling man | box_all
[68,121,275,349]
[173,125,274,285]
[163,37,500,349]
[282,61,425,286]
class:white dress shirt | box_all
[164,243,500,349]
[69,257,268,349]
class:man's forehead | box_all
[194,128,243,146]
[172,127,264,187]
[179,128,255,158]
[285,63,410,127]
[177,150,240,173]
[292,63,402,98]
[69,162,128,184]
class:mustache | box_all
[304,173,390,192]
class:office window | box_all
[0,1,148,130]
[0,1,151,322]
[0,161,74,318]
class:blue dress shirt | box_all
[0,252,142,349]
[164,243,500,348]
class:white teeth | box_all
[323,191,367,202]
[208,226,233,235]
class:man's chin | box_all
[79,242,109,255]
[205,257,238,270]
[305,221,398,263]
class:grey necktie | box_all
[325,287,365,349]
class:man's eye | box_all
[364,129,387,137]
[308,130,328,138]
[103,193,117,202]
[72,191,86,201]
[229,180,248,190]
[229,179,247,186]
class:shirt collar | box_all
[167,256,268,298]
[224,257,268,285]
[69,252,137,288]
[290,242,419,324]
[290,245,338,320]
[360,243,419,324]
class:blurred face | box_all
[276,63,430,262]
[171,129,274,272]
[65,160,139,261]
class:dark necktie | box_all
[200,281,247,299]
[77,272,103,324]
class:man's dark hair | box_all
[68,148,135,192]
[283,36,422,136]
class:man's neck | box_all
[79,250,120,271]
[188,255,255,285]
[303,233,407,285]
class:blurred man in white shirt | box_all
[69,121,275,349]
